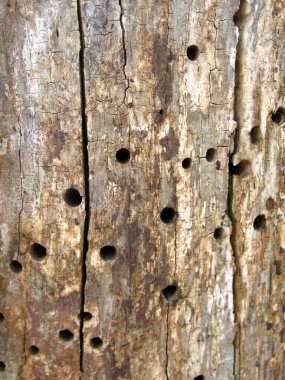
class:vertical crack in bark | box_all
[228,1,249,378]
[77,0,90,375]
[18,118,27,365]
[165,305,170,380]
[119,0,129,105]
[17,118,23,257]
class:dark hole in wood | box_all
[160,207,176,224]
[182,158,191,170]
[266,322,273,330]
[187,45,199,61]
[233,160,251,178]
[214,227,224,240]
[10,260,22,274]
[59,329,74,342]
[250,126,261,144]
[29,345,39,355]
[0,362,6,372]
[253,214,266,231]
[155,109,164,123]
[64,188,82,207]
[162,284,179,301]
[100,245,116,261]
[206,148,217,162]
[83,312,92,321]
[0,313,4,322]
[194,376,204,380]
[31,243,47,262]
[229,160,251,178]
[78,311,92,321]
[90,337,103,349]
[116,148,130,163]
[271,107,285,125]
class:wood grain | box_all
[0,0,284,379]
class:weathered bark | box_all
[0,1,84,378]
[0,0,284,379]
[231,1,285,379]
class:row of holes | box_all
[5,72,276,380]
[59,329,103,348]
[2,44,279,378]
[8,212,266,273]
[0,284,179,357]
[112,147,216,167]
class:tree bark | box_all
[0,1,284,379]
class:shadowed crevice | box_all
[119,0,129,105]
[228,1,251,378]
[77,0,90,374]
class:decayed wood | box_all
[0,1,84,379]
[81,1,237,379]
[231,1,285,379]
[0,0,284,379]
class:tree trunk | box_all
[0,0,284,379]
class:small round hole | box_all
[77,311,93,321]
[116,148,130,163]
[90,337,103,349]
[64,188,82,207]
[214,227,224,240]
[29,345,39,355]
[194,376,204,380]
[182,158,191,170]
[10,260,22,274]
[31,243,47,262]
[59,329,74,342]
[233,160,251,178]
[187,45,199,61]
[83,312,92,321]
[250,126,261,144]
[162,284,179,302]
[0,313,4,322]
[206,148,217,162]
[253,214,266,231]
[272,107,285,125]
[160,207,176,224]
[266,322,273,330]
[0,362,6,372]
[100,246,116,261]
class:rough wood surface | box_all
[0,1,84,379]
[81,1,237,379]
[0,0,284,379]
[231,1,285,379]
